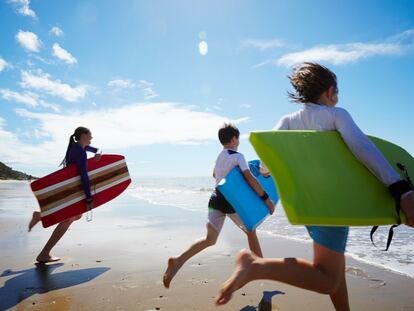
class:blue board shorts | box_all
[306,226,349,253]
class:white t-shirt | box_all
[214,148,249,185]
[274,103,401,186]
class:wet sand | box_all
[1,181,414,310]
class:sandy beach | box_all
[1,181,414,311]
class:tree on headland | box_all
[0,161,37,180]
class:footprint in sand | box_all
[346,266,386,288]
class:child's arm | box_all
[242,169,275,214]
[259,163,271,177]
[75,146,93,204]
[236,153,275,214]
[334,108,414,226]
[85,146,98,153]
[334,107,400,186]
[86,145,101,161]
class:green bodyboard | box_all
[249,131,414,226]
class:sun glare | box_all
[199,41,208,56]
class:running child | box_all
[216,63,414,310]
[28,126,101,263]
[163,123,275,288]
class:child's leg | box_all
[228,213,263,258]
[163,222,220,288]
[246,230,263,258]
[216,243,348,310]
[330,272,349,311]
[36,214,81,263]
[28,211,41,232]
[313,242,349,310]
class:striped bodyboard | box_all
[31,154,131,228]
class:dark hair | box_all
[287,62,337,104]
[218,123,240,145]
[60,126,90,167]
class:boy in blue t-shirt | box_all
[163,123,275,288]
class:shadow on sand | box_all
[0,263,110,311]
[240,290,285,311]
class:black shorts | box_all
[208,188,235,214]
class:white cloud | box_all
[0,88,61,112]
[250,29,414,68]
[4,102,248,166]
[36,100,60,112]
[0,58,9,72]
[9,0,36,18]
[108,79,135,89]
[138,80,158,100]
[0,117,47,168]
[50,26,64,37]
[33,55,53,65]
[20,70,87,102]
[107,78,159,100]
[240,133,250,141]
[277,43,401,67]
[0,89,38,107]
[16,30,41,52]
[240,104,252,109]
[251,59,277,69]
[242,38,286,51]
[52,43,77,65]
[388,29,414,45]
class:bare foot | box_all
[215,249,257,305]
[163,257,182,288]
[36,255,61,264]
[28,211,41,232]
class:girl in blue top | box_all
[215,63,414,310]
[28,126,100,263]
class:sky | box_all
[0,0,413,178]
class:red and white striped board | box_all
[31,154,131,228]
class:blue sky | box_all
[1,0,413,178]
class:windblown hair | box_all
[288,62,337,104]
[60,126,90,167]
[218,123,240,145]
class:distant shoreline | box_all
[0,179,33,183]
[0,161,37,180]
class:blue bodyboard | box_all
[217,160,278,231]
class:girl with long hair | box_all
[28,126,101,263]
